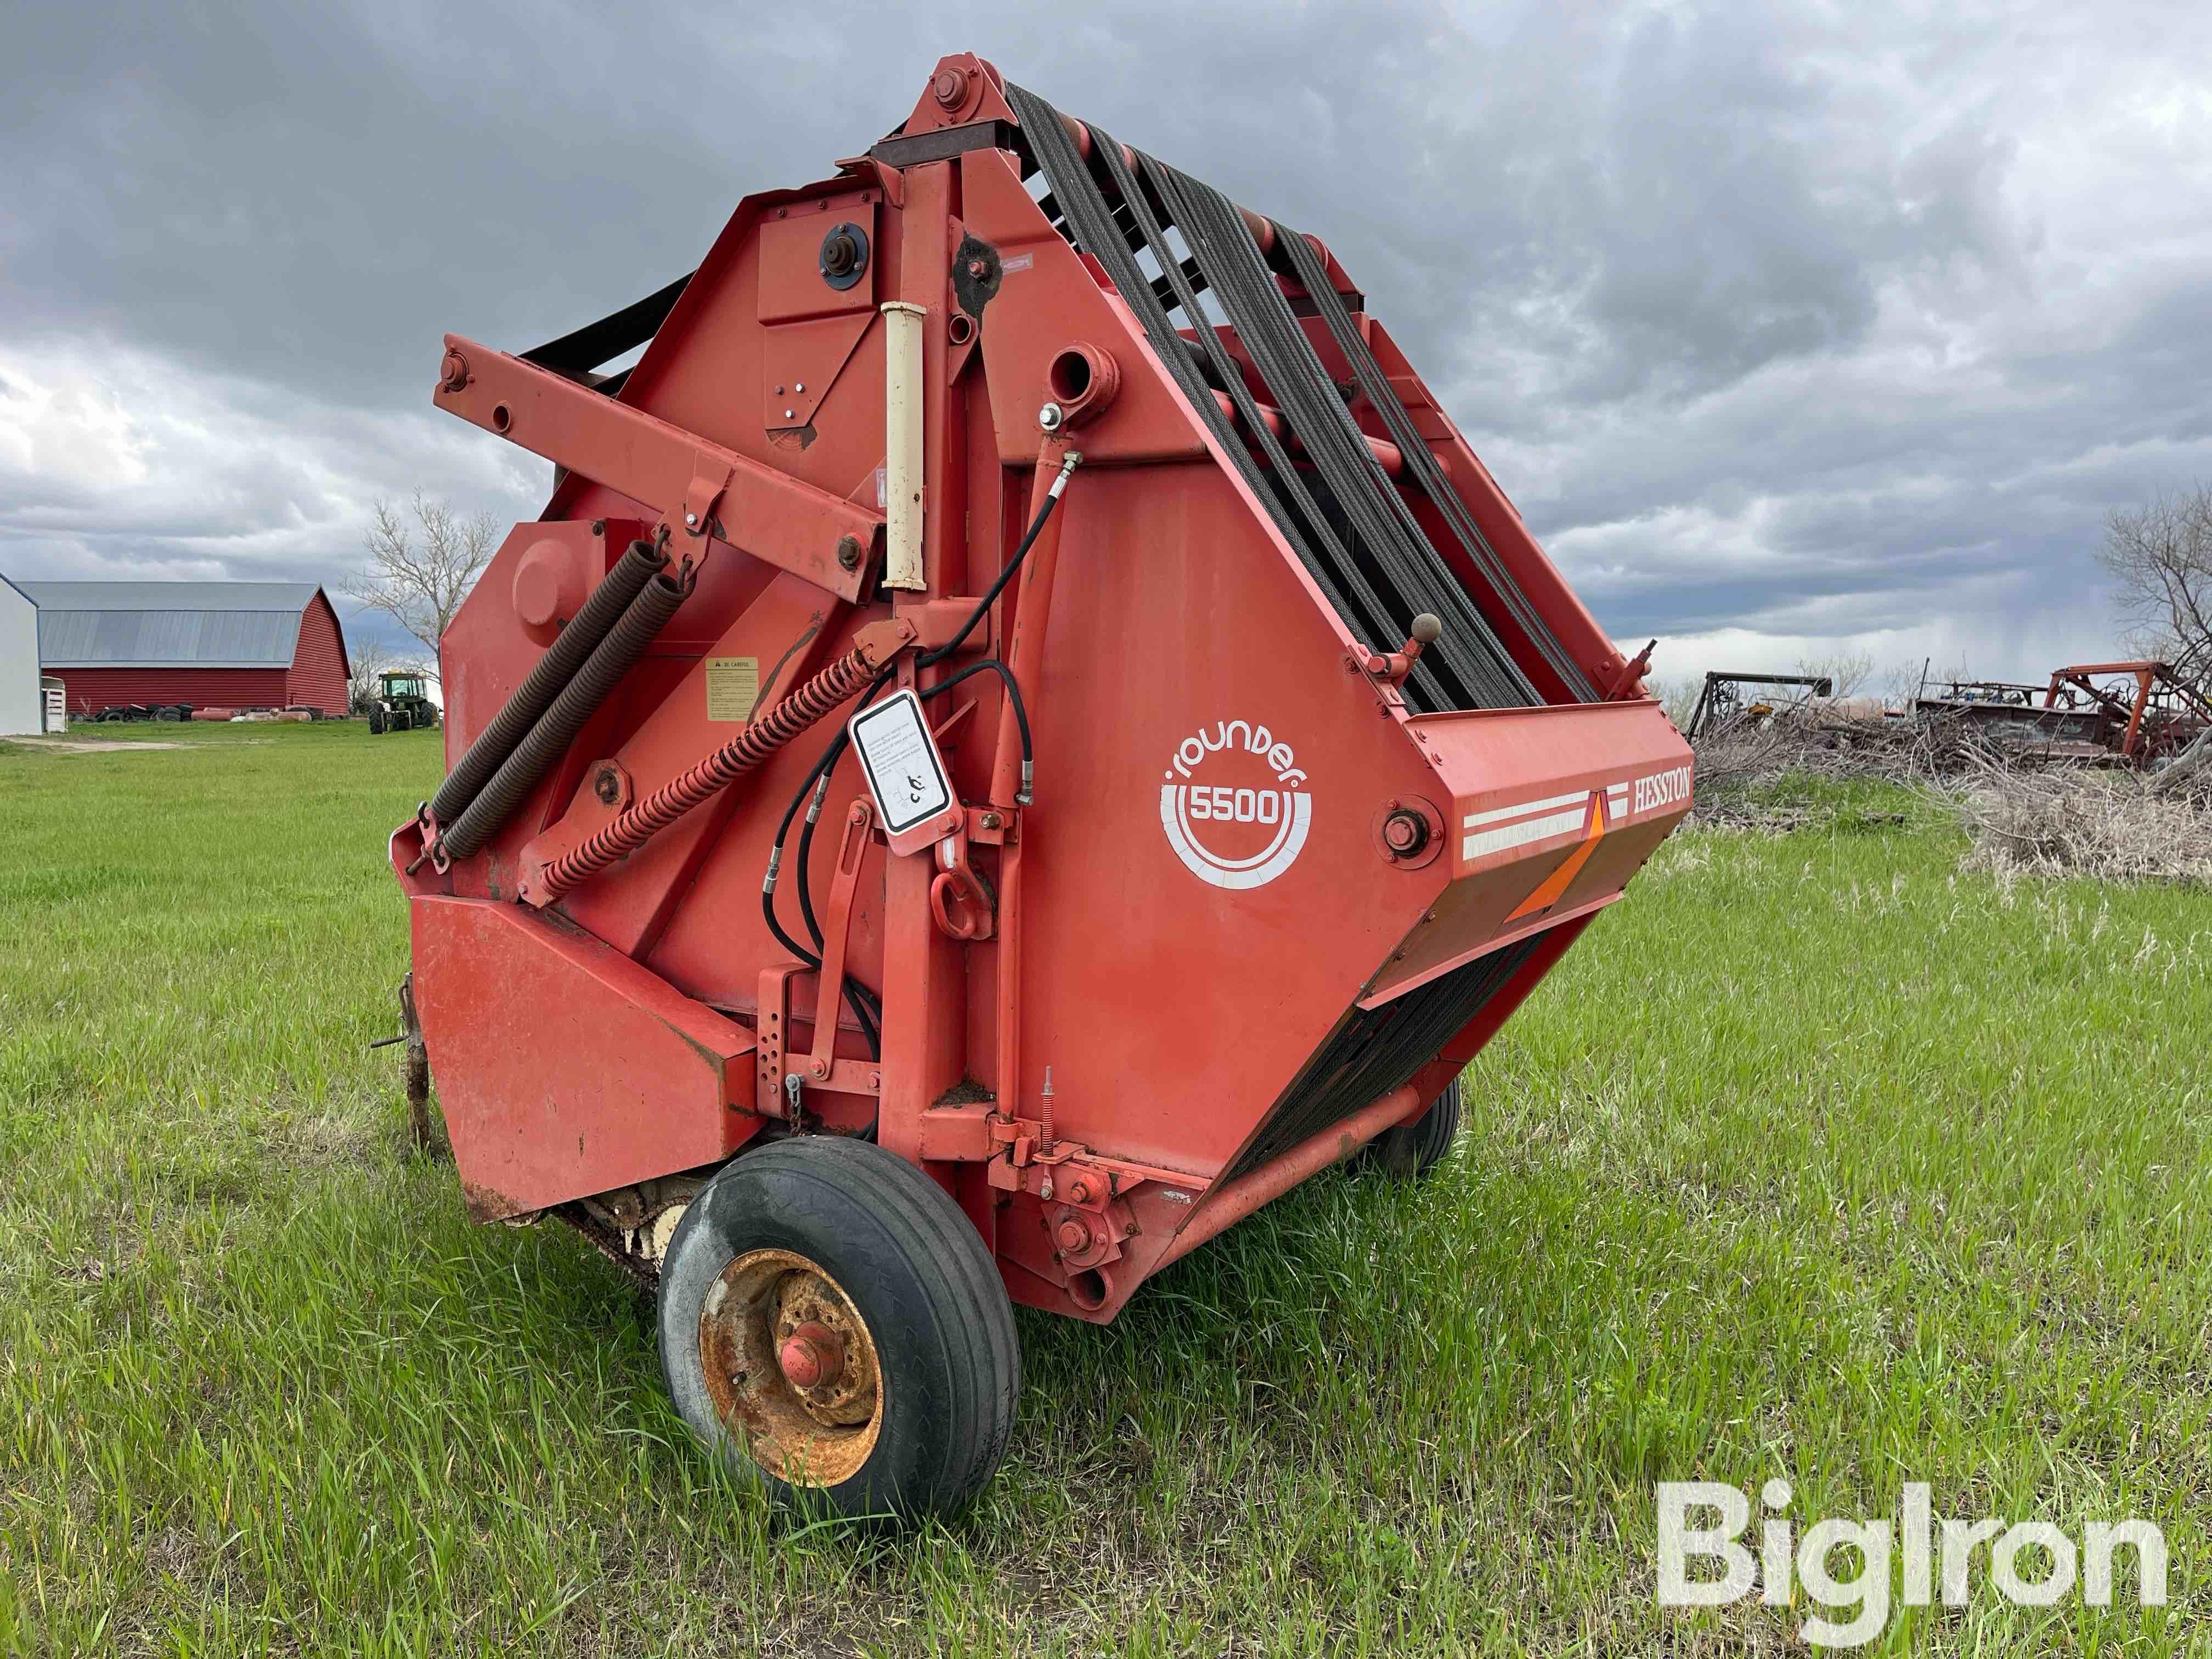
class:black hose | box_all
[430,538,667,826]
[916,484,1068,668]
[922,658,1030,769]
[440,567,691,861]
[763,668,899,1058]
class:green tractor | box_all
[366,671,441,735]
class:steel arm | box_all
[434,335,883,603]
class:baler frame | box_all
[390,53,1694,1515]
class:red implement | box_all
[390,53,1692,1518]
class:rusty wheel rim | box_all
[698,1248,883,1488]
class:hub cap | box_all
[698,1248,883,1488]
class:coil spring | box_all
[537,644,877,900]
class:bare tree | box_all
[2099,486,2212,693]
[1647,673,1703,730]
[1795,647,1876,697]
[341,493,499,659]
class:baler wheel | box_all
[1364,1076,1464,1179]
[657,1138,1019,1517]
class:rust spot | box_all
[459,1178,539,1224]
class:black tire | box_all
[368,707,386,735]
[1364,1075,1464,1179]
[657,1137,1019,1519]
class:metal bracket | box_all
[678,456,732,546]
[756,963,805,1118]
[928,825,995,940]
[805,799,876,1083]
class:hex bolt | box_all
[980,810,1003,829]
[592,767,621,806]
[684,511,699,529]
[837,534,862,570]
[1039,402,1065,433]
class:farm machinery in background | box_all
[362,670,442,735]
[386,53,1694,1518]
[1684,670,1892,743]
[1913,661,2209,768]
[1689,661,2209,772]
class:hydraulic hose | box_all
[438,565,691,862]
[916,456,1077,669]
[430,537,668,826]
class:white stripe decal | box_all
[1463,789,1590,830]
[1460,804,1588,862]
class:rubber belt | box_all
[1148,155,1538,710]
[1002,84,1441,705]
[1007,82,1543,712]
[1269,227,1598,702]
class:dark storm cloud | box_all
[4,0,2210,681]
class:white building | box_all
[0,575,41,735]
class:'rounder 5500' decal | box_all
[1160,720,1312,889]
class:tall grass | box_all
[1,729,2204,1654]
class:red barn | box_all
[25,582,352,716]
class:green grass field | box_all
[1,725,2205,1655]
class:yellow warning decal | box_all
[704,656,761,722]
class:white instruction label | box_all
[849,690,953,837]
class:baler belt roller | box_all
[1005,83,1585,713]
[437,556,692,864]
[430,537,672,828]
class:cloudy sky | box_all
[5,1,2209,687]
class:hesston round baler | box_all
[390,54,1694,1517]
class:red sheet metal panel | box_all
[407,895,760,1219]
[49,667,287,714]
[285,590,351,713]
[393,54,1695,1329]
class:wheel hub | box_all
[777,1321,844,1390]
[698,1248,882,1487]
